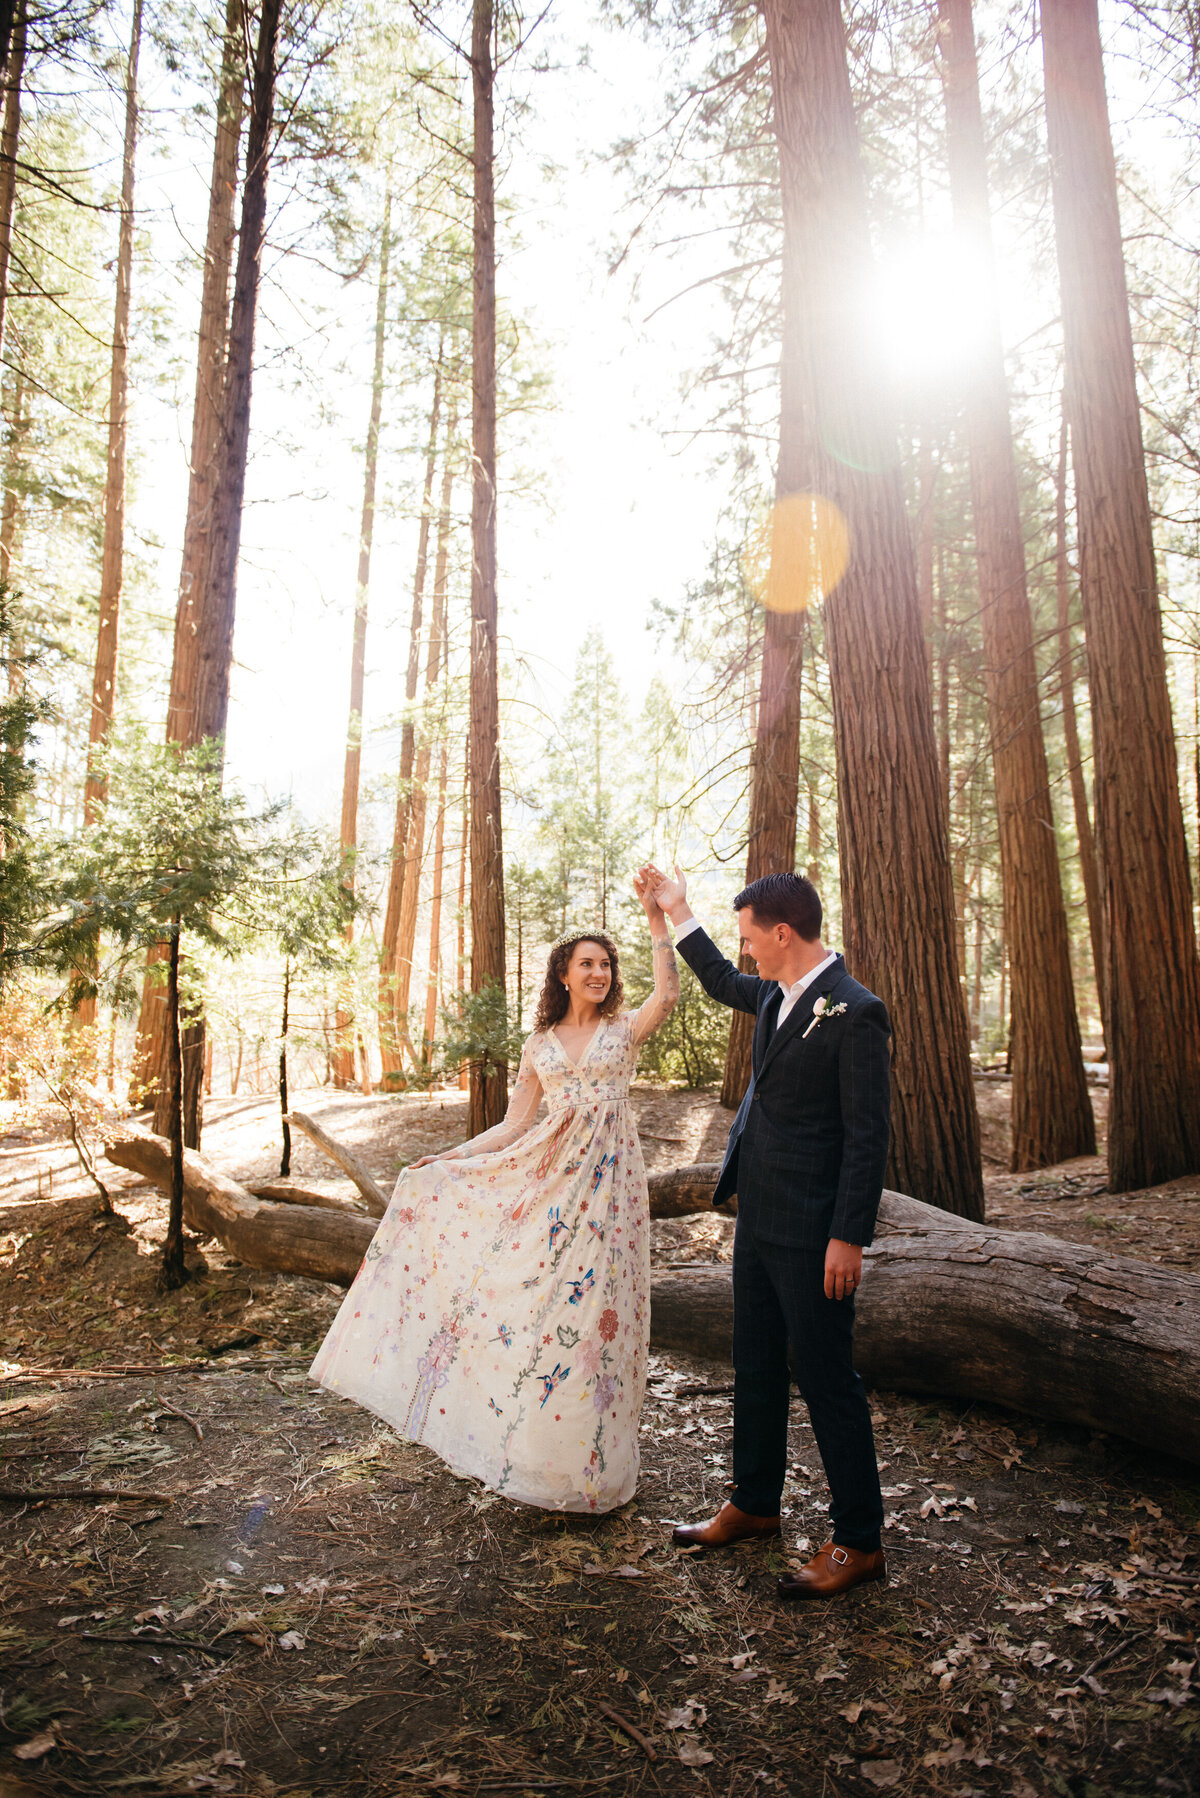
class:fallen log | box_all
[102,1132,1200,1463]
[105,1125,373,1285]
[648,1169,1200,1467]
[284,1111,389,1217]
[247,1178,369,1215]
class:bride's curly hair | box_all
[534,931,624,1032]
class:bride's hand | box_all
[634,867,665,925]
[409,1151,456,1170]
[647,862,687,913]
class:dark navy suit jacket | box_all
[677,927,891,1249]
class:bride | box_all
[309,870,679,1513]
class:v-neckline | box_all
[551,1016,605,1072]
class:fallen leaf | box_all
[677,1742,714,1768]
[12,1733,56,1762]
[665,1700,707,1730]
[859,1761,902,1789]
[765,1677,798,1705]
[276,1630,305,1651]
[421,1647,444,1666]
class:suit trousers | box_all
[729,1218,884,1552]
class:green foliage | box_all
[438,978,522,1085]
[623,945,728,1088]
[0,588,54,982]
[32,733,285,1004]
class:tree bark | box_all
[105,1124,375,1285]
[468,0,507,1136]
[1055,410,1107,1045]
[283,1109,388,1215]
[761,0,983,1218]
[279,961,290,1176]
[82,0,143,840]
[937,0,1093,1170]
[0,0,24,380]
[421,447,456,1069]
[104,1133,1200,1466]
[647,1179,1200,1468]
[391,401,456,1067]
[133,0,244,1118]
[156,0,280,1147]
[377,347,444,1081]
[166,0,243,749]
[721,609,805,1110]
[195,0,281,751]
[0,367,24,587]
[333,196,393,1088]
[1042,0,1200,1192]
[161,924,188,1291]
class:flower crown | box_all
[551,926,617,954]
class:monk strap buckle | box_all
[831,1546,850,1566]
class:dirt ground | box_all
[0,1078,1197,1797]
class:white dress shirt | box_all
[675,915,838,1030]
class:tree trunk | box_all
[421,438,456,1070]
[279,960,290,1176]
[0,0,16,105]
[161,923,188,1291]
[283,1109,388,1216]
[646,1179,1200,1468]
[133,0,243,1116]
[83,0,142,838]
[0,367,24,587]
[104,1132,1200,1467]
[159,0,280,1148]
[333,196,393,1088]
[166,0,243,749]
[0,0,25,378]
[377,346,444,1081]
[761,0,983,1218]
[106,1124,375,1285]
[721,607,805,1110]
[390,400,456,1070]
[196,0,281,750]
[468,0,506,1135]
[1042,0,1200,1191]
[937,0,1093,1171]
[1055,410,1108,1046]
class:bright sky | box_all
[124,3,732,838]
[118,0,1191,849]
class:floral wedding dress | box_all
[310,971,677,1513]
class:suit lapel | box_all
[751,986,783,1075]
[758,956,846,1075]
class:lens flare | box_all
[743,493,850,614]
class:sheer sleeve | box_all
[451,1036,545,1158]
[631,930,680,1047]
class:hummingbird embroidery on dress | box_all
[538,1362,570,1408]
[588,1219,606,1241]
[591,1153,617,1193]
[547,1206,567,1252]
[567,1269,596,1305]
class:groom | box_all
[648,865,890,1600]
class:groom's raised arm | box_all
[674,923,763,1015]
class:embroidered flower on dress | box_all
[599,1308,619,1343]
[593,1374,616,1412]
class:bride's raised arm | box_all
[408,1039,544,1169]
[630,867,680,1046]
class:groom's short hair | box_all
[734,871,822,942]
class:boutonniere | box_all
[802,995,848,1038]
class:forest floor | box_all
[0,1077,1197,1798]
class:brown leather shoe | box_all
[671,1501,782,1551]
[776,1540,886,1600]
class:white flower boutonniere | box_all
[802,995,848,1039]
